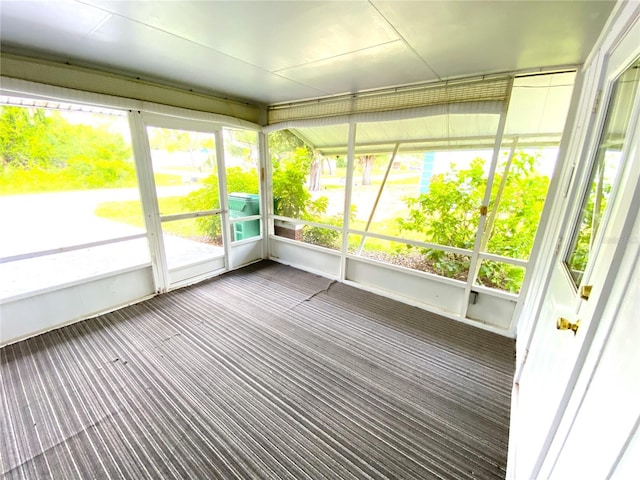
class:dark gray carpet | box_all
[1,261,514,479]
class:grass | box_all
[154,173,186,186]
[95,196,205,239]
[95,200,145,228]
[0,169,184,196]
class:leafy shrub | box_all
[0,105,135,193]
[398,153,549,292]
[183,167,259,241]
[272,147,312,218]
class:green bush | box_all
[183,167,259,240]
[0,158,137,194]
[0,105,135,194]
[272,147,313,218]
[398,153,549,292]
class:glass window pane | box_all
[565,58,640,286]
[147,126,217,216]
[482,148,555,260]
[482,72,577,262]
[0,102,147,298]
[474,260,526,294]
[270,126,347,222]
[348,111,500,283]
[301,225,341,250]
[352,111,500,255]
[0,105,141,256]
[223,127,261,242]
[352,145,493,251]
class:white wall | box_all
[0,267,155,346]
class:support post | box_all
[340,123,357,281]
[462,78,514,319]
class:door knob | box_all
[557,317,580,335]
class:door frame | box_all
[129,111,230,292]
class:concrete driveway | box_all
[0,186,223,299]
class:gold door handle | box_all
[557,317,580,335]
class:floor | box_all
[1,261,515,479]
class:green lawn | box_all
[0,170,184,195]
[95,196,205,238]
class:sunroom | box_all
[1,1,639,479]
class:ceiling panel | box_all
[276,40,438,95]
[82,0,400,71]
[1,4,328,104]
[0,0,112,46]
[372,1,615,78]
[88,15,329,103]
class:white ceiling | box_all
[0,1,616,106]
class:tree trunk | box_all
[308,152,322,191]
[361,155,374,186]
[324,157,333,175]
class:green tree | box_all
[0,106,136,193]
[484,152,549,260]
[399,158,485,249]
[268,129,306,160]
[224,128,258,166]
[398,153,549,292]
[0,106,53,168]
[272,146,313,218]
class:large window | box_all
[269,125,348,250]
[267,71,576,296]
[564,58,640,286]
[349,113,498,285]
[0,100,148,298]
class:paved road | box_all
[0,186,198,258]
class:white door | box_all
[514,24,640,480]
[136,114,231,290]
[549,205,640,478]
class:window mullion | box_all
[462,78,514,319]
[340,123,357,282]
[215,129,231,270]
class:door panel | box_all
[515,46,640,478]
[145,122,227,287]
[223,127,261,243]
[551,208,640,478]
